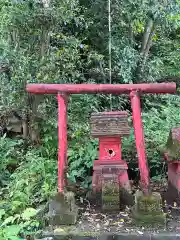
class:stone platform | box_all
[36,228,180,240]
[35,204,180,240]
[34,183,180,240]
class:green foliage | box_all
[8,151,57,205]
[123,94,180,179]
[0,135,24,188]
[0,205,40,240]
[68,139,98,187]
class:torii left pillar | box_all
[57,93,68,192]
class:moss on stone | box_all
[165,128,180,161]
[103,195,119,201]
[75,231,100,237]
[135,191,162,214]
[54,226,76,235]
[53,226,100,239]
[132,191,166,226]
[102,180,119,195]
[132,207,166,227]
[102,179,120,211]
[47,192,78,226]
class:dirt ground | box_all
[39,179,180,240]
[70,179,180,235]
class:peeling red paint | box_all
[57,93,68,192]
[26,83,176,95]
[130,91,149,194]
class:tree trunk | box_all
[140,18,154,54]
[26,94,44,145]
[133,18,155,83]
[22,118,29,139]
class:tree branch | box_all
[140,18,154,54]
[133,18,155,83]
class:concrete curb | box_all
[36,231,180,240]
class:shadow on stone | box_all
[120,187,134,208]
[163,181,180,206]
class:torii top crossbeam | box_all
[26,82,176,194]
[27,83,176,94]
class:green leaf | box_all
[4,224,21,237]
[21,208,37,220]
[1,216,16,226]
[8,237,23,240]
[0,209,5,219]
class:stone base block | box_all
[135,191,162,213]
[102,195,120,211]
[131,207,166,226]
[47,192,78,226]
[49,210,78,226]
[132,191,166,226]
[102,179,120,211]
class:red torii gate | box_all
[26,83,176,194]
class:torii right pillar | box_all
[130,91,165,225]
[130,91,149,194]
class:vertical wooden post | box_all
[57,93,68,192]
[130,90,149,194]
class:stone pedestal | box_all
[132,191,166,226]
[92,161,134,209]
[47,192,78,226]
[102,176,120,211]
[92,162,124,211]
[48,210,78,226]
[92,160,130,193]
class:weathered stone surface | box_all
[102,177,120,211]
[132,191,166,226]
[71,237,98,240]
[114,234,150,240]
[90,111,130,137]
[37,232,180,240]
[35,232,180,240]
[47,192,78,226]
[151,233,180,240]
[119,187,134,208]
[136,192,162,213]
[49,212,77,226]
[165,127,180,161]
